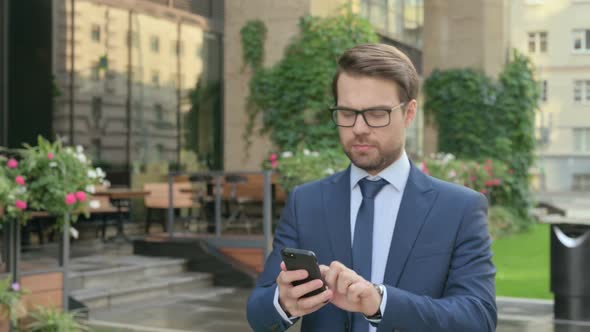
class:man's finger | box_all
[346,281,367,303]
[296,288,333,311]
[281,261,287,272]
[325,261,345,289]
[278,269,309,285]
[289,279,325,299]
[319,264,329,278]
[336,269,357,294]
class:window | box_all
[91,24,101,42]
[574,80,590,103]
[573,174,590,191]
[528,31,547,53]
[91,97,102,125]
[540,80,548,102]
[539,32,547,52]
[172,40,184,55]
[151,70,160,87]
[91,63,101,81]
[155,103,164,124]
[155,144,165,160]
[528,33,536,52]
[150,36,160,53]
[572,29,590,52]
[573,128,590,152]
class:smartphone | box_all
[281,247,326,298]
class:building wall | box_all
[511,0,590,191]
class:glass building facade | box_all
[1,0,224,185]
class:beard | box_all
[343,142,403,174]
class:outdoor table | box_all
[94,188,149,242]
[540,215,590,321]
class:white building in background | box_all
[511,0,590,192]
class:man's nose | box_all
[352,114,371,135]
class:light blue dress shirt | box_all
[273,151,411,329]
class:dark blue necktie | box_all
[352,178,388,332]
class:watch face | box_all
[373,283,384,296]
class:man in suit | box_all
[247,43,497,332]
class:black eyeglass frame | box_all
[329,102,406,128]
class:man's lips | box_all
[352,144,375,152]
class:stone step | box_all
[72,272,213,310]
[69,256,187,291]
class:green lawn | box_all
[492,223,552,299]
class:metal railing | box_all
[166,170,274,257]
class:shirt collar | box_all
[350,150,411,192]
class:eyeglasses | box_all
[330,103,406,128]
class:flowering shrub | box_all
[418,153,512,200]
[0,136,106,224]
[266,147,349,192]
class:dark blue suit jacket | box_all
[247,164,497,332]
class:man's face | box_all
[336,72,416,175]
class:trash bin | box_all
[550,223,590,321]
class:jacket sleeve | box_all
[247,186,302,332]
[377,193,497,332]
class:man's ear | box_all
[404,99,417,128]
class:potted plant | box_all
[1,136,107,227]
[0,276,27,329]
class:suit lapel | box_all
[321,167,352,268]
[383,164,438,286]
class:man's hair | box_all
[332,43,420,104]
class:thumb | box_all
[280,261,287,271]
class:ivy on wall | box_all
[424,50,540,220]
[240,20,267,71]
[241,11,379,151]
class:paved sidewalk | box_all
[89,291,590,331]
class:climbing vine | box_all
[240,20,267,71]
[241,11,379,151]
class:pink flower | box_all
[15,175,26,186]
[421,162,430,175]
[480,189,488,194]
[271,160,279,169]
[270,153,278,162]
[15,200,27,210]
[471,176,477,182]
[485,180,493,187]
[492,178,501,186]
[48,152,55,160]
[65,193,77,205]
[11,282,20,291]
[7,158,18,169]
[75,191,87,202]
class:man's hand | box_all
[277,261,333,317]
[324,261,382,316]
